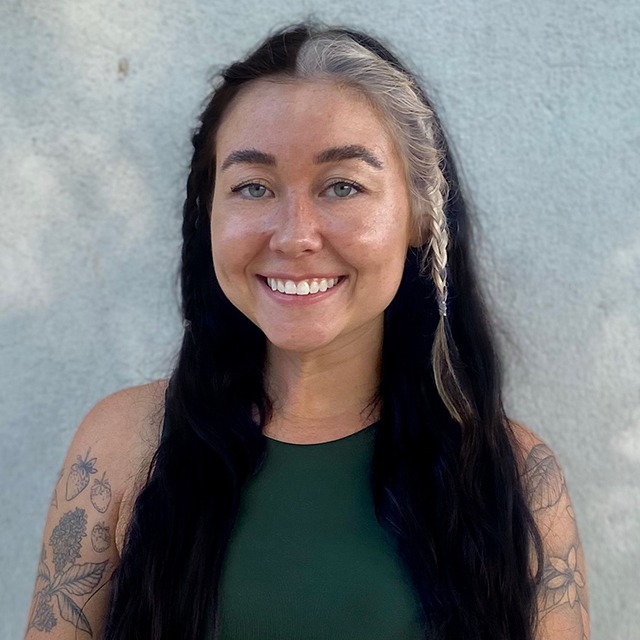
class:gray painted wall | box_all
[1,0,638,637]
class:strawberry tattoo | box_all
[91,522,111,553]
[65,450,97,501]
[90,472,112,513]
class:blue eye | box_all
[328,181,361,198]
[232,183,269,198]
[245,184,267,198]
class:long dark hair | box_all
[104,23,543,640]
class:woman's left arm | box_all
[513,424,590,640]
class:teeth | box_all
[266,277,339,296]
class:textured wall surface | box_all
[1,0,638,637]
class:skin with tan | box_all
[211,79,414,444]
[24,78,588,640]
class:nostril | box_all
[269,237,323,256]
[268,216,323,255]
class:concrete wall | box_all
[1,0,638,637]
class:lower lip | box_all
[259,277,345,305]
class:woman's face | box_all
[211,79,413,355]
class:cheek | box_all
[210,213,266,273]
[349,204,410,294]
[340,202,411,261]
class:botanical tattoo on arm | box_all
[65,450,97,501]
[524,443,589,639]
[90,522,112,553]
[27,508,108,636]
[90,472,112,513]
[525,444,565,512]
[50,468,63,510]
[64,450,112,514]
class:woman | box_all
[25,23,589,640]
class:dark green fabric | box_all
[216,424,425,639]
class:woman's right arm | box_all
[23,381,166,639]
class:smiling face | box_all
[210,79,413,356]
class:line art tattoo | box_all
[90,522,112,553]
[525,443,564,512]
[523,442,589,638]
[28,508,108,636]
[65,450,98,501]
[90,472,112,513]
[51,468,63,509]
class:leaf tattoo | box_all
[51,467,64,509]
[52,561,108,595]
[55,591,92,634]
[31,548,57,632]
[29,511,108,636]
[525,444,565,511]
[36,545,51,589]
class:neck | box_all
[264,325,382,443]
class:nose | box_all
[268,194,323,256]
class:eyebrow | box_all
[314,145,384,170]
[220,144,384,171]
[221,148,276,171]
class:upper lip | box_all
[259,273,344,281]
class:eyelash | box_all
[229,179,365,198]
[326,179,364,197]
[230,180,270,196]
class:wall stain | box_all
[117,58,129,80]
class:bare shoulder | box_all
[70,381,167,505]
[24,380,167,639]
[508,420,590,640]
[75,379,168,450]
[77,380,169,548]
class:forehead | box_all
[214,79,397,161]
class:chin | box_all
[263,328,338,354]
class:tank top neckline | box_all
[264,420,379,448]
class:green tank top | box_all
[216,423,425,640]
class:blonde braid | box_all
[425,179,449,317]
[407,100,475,425]
[425,166,474,425]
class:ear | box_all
[407,217,426,248]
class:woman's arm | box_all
[512,423,590,640]
[23,382,165,639]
